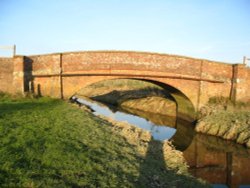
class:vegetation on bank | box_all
[196,97,250,148]
[0,92,209,187]
[77,79,163,97]
[77,79,176,116]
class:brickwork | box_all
[183,135,250,188]
[61,51,202,78]
[1,51,249,113]
[29,54,61,75]
[13,56,25,93]
[0,57,14,93]
[232,65,250,102]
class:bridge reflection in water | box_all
[74,97,250,188]
[183,133,250,188]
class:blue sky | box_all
[0,0,250,63]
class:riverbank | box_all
[77,79,177,117]
[195,97,250,148]
[0,92,209,187]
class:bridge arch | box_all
[136,78,196,121]
[73,77,196,151]
[10,50,244,112]
[71,77,196,122]
[5,50,248,150]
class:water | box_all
[77,97,177,141]
[74,96,250,188]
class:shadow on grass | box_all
[137,140,167,187]
[137,140,209,188]
[0,97,208,187]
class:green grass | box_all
[208,96,250,111]
[0,94,209,187]
[86,79,161,90]
[77,79,162,98]
[196,96,250,148]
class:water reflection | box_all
[121,107,177,128]
[74,96,250,187]
[184,134,250,188]
[77,97,177,141]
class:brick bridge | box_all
[1,51,250,119]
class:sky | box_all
[0,0,250,64]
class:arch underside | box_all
[62,75,197,120]
[23,51,235,114]
[31,74,197,150]
[71,76,197,151]
[31,75,198,121]
[14,51,237,150]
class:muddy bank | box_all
[121,106,176,128]
[195,98,250,148]
[92,115,210,187]
[74,101,188,173]
[72,101,208,186]
[77,79,177,117]
[77,79,163,97]
[98,114,188,173]
[121,96,176,117]
[78,89,176,117]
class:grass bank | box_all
[196,97,250,148]
[77,79,163,97]
[0,93,209,187]
[77,79,176,117]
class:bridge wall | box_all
[1,51,249,111]
[24,54,62,98]
[199,60,233,107]
[232,65,250,102]
[0,58,13,93]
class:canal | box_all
[74,96,250,188]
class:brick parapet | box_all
[0,57,14,93]
[1,51,249,109]
[12,56,25,94]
